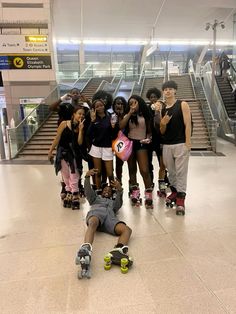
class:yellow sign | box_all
[13,57,24,68]
[25,36,47,43]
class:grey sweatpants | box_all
[163,143,190,193]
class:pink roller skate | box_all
[145,188,153,209]
[130,185,142,206]
[176,192,186,216]
[166,187,177,208]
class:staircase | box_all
[81,77,112,100]
[170,75,195,100]
[141,77,164,100]
[16,112,58,160]
[141,74,211,150]
[188,100,211,150]
[15,78,113,161]
[215,76,236,119]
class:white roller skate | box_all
[145,188,153,209]
[75,243,92,279]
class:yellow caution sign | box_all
[13,57,24,68]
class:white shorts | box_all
[89,145,113,161]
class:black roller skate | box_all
[145,188,153,209]
[166,186,177,208]
[176,192,186,216]
[78,180,85,198]
[63,192,72,208]
[60,182,66,200]
[157,179,167,197]
[164,170,170,187]
[130,185,142,206]
[75,243,92,279]
[104,245,133,274]
[71,192,80,210]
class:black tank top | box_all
[161,100,185,144]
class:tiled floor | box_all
[0,138,236,313]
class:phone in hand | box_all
[140,138,151,144]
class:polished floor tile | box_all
[0,138,236,313]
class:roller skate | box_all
[145,188,153,209]
[176,192,186,216]
[157,179,167,197]
[130,185,142,206]
[104,245,133,274]
[166,186,177,208]
[60,182,66,200]
[75,243,92,279]
[63,191,72,208]
[71,192,80,210]
[164,170,170,187]
[78,180,85,198]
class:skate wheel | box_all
[121,266,128,274]
[104,264,111,270]
[104,255,111,263]
[176,210,185,216]
[121,258,128,267]
[121,258,129,274]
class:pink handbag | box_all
[112,131,133,161]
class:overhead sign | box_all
[0,54,52,70]
[0,35,50,54]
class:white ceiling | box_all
[52,0,236,43]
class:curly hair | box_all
[92,90,113,110]
[146,87,162,100]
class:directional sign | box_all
[0,54,52,70]
[0,35,50,54]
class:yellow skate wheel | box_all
[104,264,111,270]
[121,258,128,267]
[121,266,128,274]
[104,254,111,270]
[104,255,111,263]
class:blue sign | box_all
[0,56,10,69]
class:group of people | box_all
[48,79,192,278]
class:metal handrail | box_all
[138,63,146,85]
[113,75,124,97]
[190,69,218,152]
